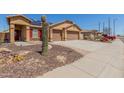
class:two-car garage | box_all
[52,30,62,41]
[49,20,81,41]
[67,31,79,40]
[52,30,79,41]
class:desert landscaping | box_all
[0,36,123,78]
[0,43,82,77]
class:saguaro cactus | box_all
[41,16,49,55]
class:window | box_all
[32,28,38,38]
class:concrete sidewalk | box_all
[39,39,124,78]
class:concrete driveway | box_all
[38,39,124,78]
[50,40,110,55]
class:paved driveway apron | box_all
[39,39,124,78]
[50,40,109,55]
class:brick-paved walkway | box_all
[39,39,124,78]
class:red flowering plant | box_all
[100,34,116,43]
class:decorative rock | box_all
[0,59,4,64]
[56,55,66,63]
[48,45,52,50]
[0,49,26,64]
[41,61,46,64]
[17,51,31,56]
[0,48,11,52]
[7,56,13,64]
[35,59,40,62]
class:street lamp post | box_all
[98,22,101,32]
[103,22,105,34]
[113,18,117,36]
[108,18,111,36]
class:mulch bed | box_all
[0,44,83,78]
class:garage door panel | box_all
[67,31,78,40]
[53,30,62,41]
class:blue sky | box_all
[0,14,124,35]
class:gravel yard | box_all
[0,44,82,78]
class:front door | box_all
[15,30,21,41]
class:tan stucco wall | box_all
[9,16,30,26]
[67,26,80,31]
[80,33,84,39]
[8,16,32,42]
[52,22,73,30]
[25,26,30,41]
[9,24,15,43]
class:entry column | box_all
[63,28,67,41]
[78,31,81,40]
[10,24,15,43]
[49,29,53,41]
[26,26,30,42]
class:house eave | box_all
[30,25,42,28]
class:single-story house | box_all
[7,15,81,43]
[81,29,102,40]
[0,15,103,43]
[0,31,9,43]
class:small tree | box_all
[41,16,49,55]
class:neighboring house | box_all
[81,29,101,40]
[0,31,9,43]
[2,14,102,43]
